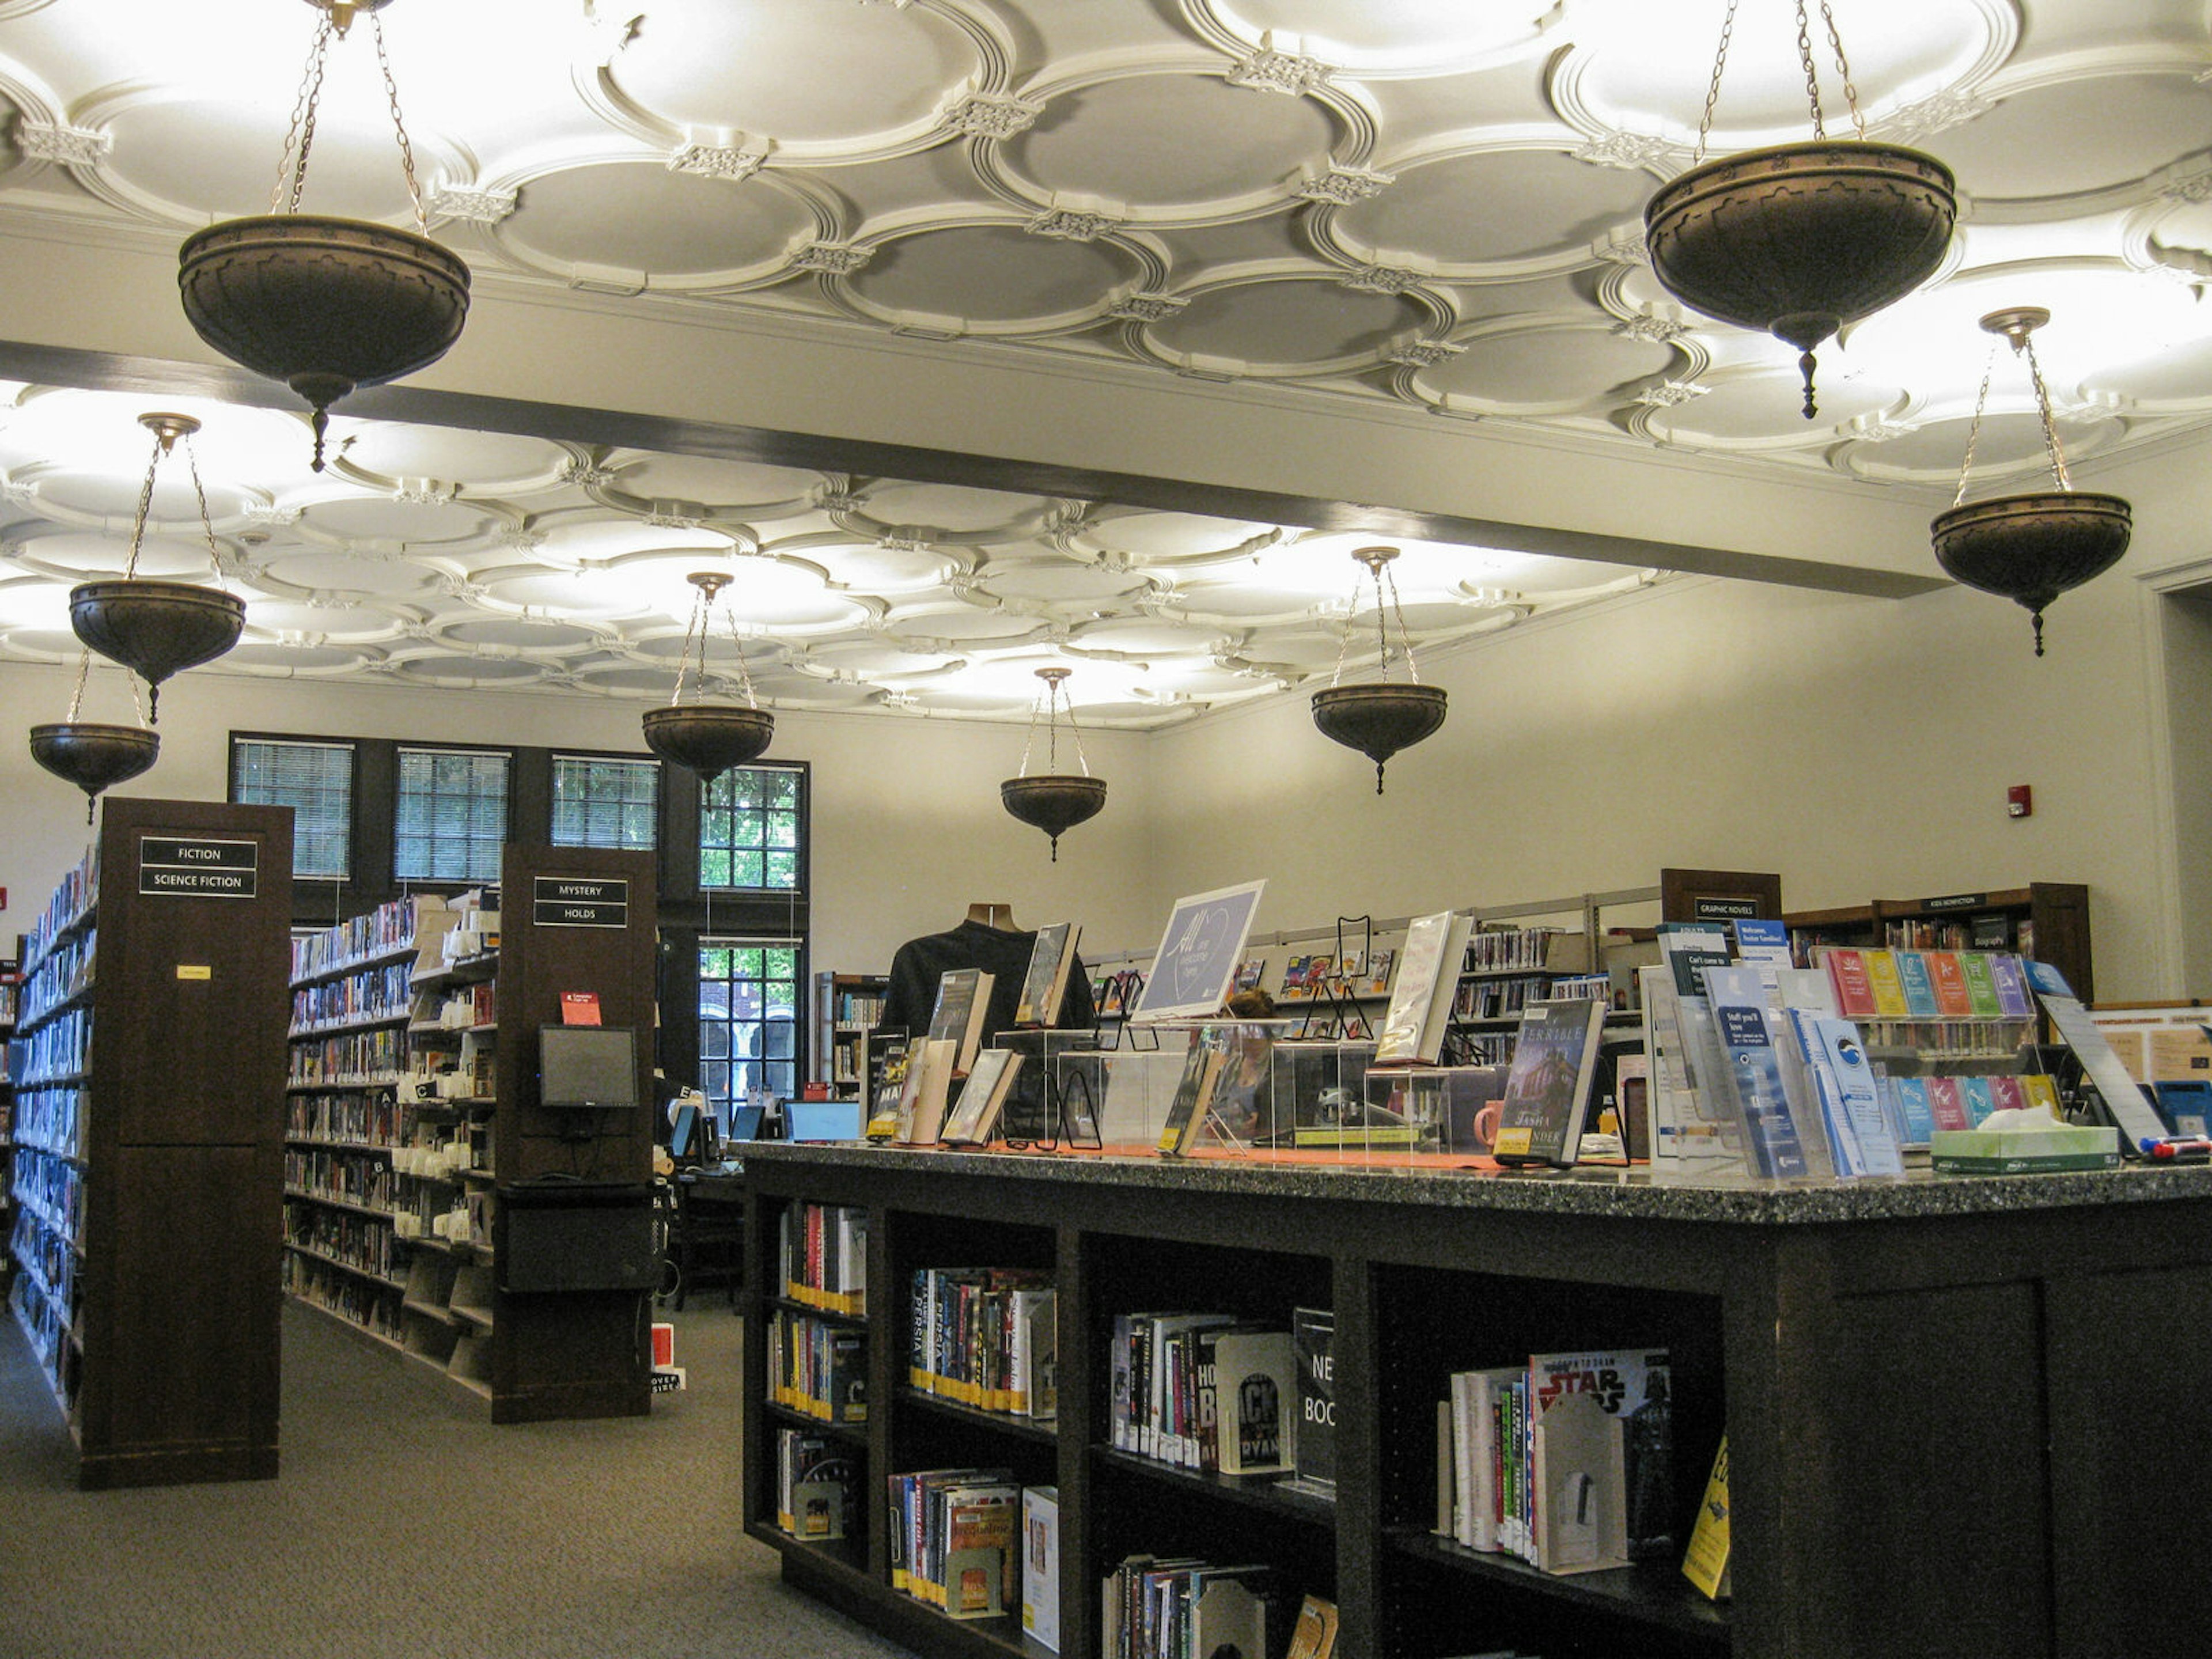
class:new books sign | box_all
[138,836,257,899]
[533,876,628,929]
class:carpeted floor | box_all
[0,1299,914,1659]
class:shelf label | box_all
[533,876,629,929]
[1691,896,1760,921]
[1919,892,1987,912]
[139,836,258,899]
[176,964,211,981]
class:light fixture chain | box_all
[1794,2,1825,142]
[1374,565,1392,682]
[1952,339,1999,508]
[1016,685,1046,776]
[2022,335,2073,491]
[272,15,334,215]
[722,590,763,709]
[183,433,224,582]
[1064,685,1092,778]
[1819,0,1867,139]
[120,427,163,584]
[1694,0,1741,165]
[671,590,707,707]
[1328,586,1356,688]
[372,13,429,234]
[65,647,92,722]
[1385,565,1422,687]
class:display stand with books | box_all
[741,1141,2212,1659]
[6,798,293,1488]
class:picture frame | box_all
[1131,878,1267,1022]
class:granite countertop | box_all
[739,1139,2212,1224]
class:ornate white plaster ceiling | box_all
[1,0,2209,725]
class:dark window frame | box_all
[393,742,517,885]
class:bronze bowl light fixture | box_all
[1311,546,1447,795]
[1930,306,2131,657]
[1001,667,1107,861]
[177,0,468,471]
[30,646,161,823]
[641,571,776,787]
[1643,0,1956,420]
[67,412,246,723]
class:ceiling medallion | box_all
[1311,546,1446,795]
[68,412,246,723]
[177,1,469,471]
[1001,667,1107,862]
[1643,0,1957,421]
[641,571,775,787]
[1930,307,2131,657]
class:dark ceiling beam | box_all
[0,335,1949,600]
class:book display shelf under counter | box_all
[738,1142,2212,1659]
[6,797,292,1490]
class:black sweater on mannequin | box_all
[878,919,1095,1044]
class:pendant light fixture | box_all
[1001,668,1107,862]
[1930,306,2131,657]
[31,650,160,823]
[1311,546,1446,795]
[69,412,246,723]
[1643,0,1957,420]
[177,0,469,471]
[642,571,775,787]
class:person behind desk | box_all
[1212,988,1277,1145]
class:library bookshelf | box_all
[816,971,889,1100]
[6,797,292,1489]
[740,1142,2212,1659]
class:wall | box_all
[0,661,1158,976]
[1142,565,2173,1001]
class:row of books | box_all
[15,930,93,1028]
[22,844,97,974]
[1464,926,1566,975]
[770,1306,867,1425]
[887,1465,1023,1620]
[908,1267,1056,1418]
[1101,1556,1289,1659]
[1106,1312,1297,1475]
[1818,946,2033,1022]
[287,1027,404,1088]
[8,1269,79,1405]
[14,1146,82,1239]
[287,1090,406,1147]
[283,1203,400,1281]
[12,1084,85,1160]
[283,1253,406,1343]
[11,1204,79,1324]
[283,1148,400,1213]
[290,893,430,984]
[1884,915,2014,953]
[778,1200,868,1315]
[1437,1349,1673,1577]
[15,1008,90,1086]
[830,988,886,1028]
[774,1427,859,1540]
[416,982,497,1031]
[1277,950,1395,1002]
[1453,974,1555,1021]
[289,962,416,1034]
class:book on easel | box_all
[929,968,994,1074]
[1156,1033,1229,1156]
[1014,922,1081,1028]
[1489,998,1607,1166]
[941,1048,1022,1146]
[1681,1437,1732,1599]
[895,1038,959,1145]
[1373,911,1473,1065]
[1284,1594,1339,1659]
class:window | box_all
[231,738,354,880]
[551,755,659,851]
[395,747,510,883]
[698,941,801,1111]
[700,764,804,891]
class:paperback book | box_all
[1373,910,1473,1065]
[1489,998,1607,1166]
[1014,923,1081,1029]
[928,968,995,1075]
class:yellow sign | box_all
[176,964,212,981]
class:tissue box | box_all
[1930,1123,2120,1174]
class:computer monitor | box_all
[725,1103,767,1143]
[785,1099,863,1142]
[539,1025,640,1110]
